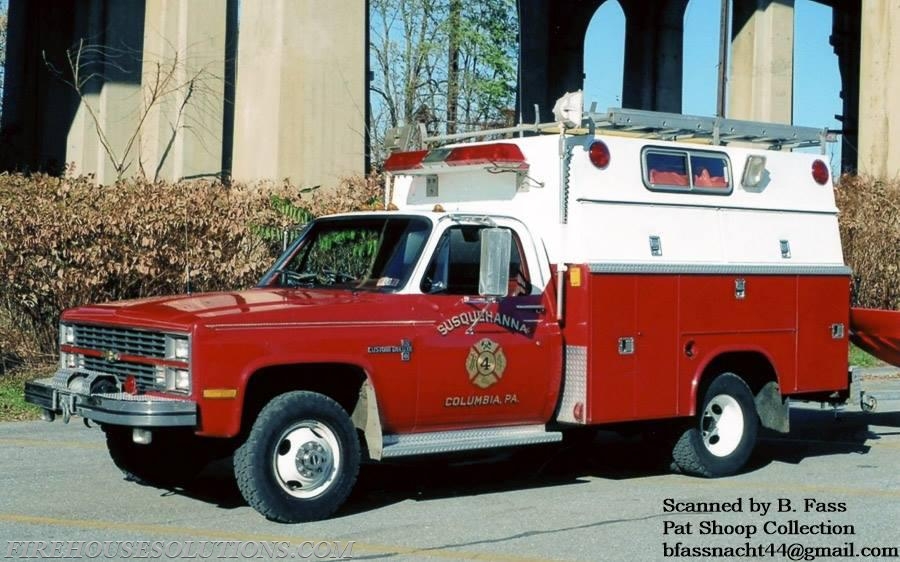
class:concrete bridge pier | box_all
[230,0,367,187]
[618,0,688,113]
[1,0,146,179]
[518,0,689,120]
[728,0,795,124]
[138,0,232,181]
[830,0,860,174]
[64,0,146,183]
[857,0,900,178]
[516,0,604,124]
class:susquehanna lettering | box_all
[437,311,530,336]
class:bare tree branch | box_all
[44,39,225,181]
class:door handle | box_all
[515,304,545,313]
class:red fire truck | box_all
[25,101,900,523]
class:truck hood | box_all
[61,288,403,331]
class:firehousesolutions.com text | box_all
[4,541,354,559]
[661,496,899,560]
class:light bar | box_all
[444,144,527,169]
[383,143,528,174]
[383,150,428,172]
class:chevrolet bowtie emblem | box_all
[103,349,121,363]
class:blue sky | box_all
[583,0,843,167]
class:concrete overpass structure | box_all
[1,0,368,186]
[2,0,899,183]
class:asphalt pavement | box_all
[1,372,898,561]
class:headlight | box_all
[174,369,190,391]
[59,352,84,370]
[59,324,75,345]
[165,335,190,361]
[154,365,191,393]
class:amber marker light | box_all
[203,388,238,399]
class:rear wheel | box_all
[671,373,759,477]
[234,391,360,523]
[104,427,212,487]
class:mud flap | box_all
[754,381,789,433]
[350,379,384,460]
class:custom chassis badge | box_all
[466,338,507,389]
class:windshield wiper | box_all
[271,269,318,287]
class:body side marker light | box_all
[203,388,238,399]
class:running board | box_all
[381,424,562,458]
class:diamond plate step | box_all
[381,424,561,458]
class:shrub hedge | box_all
[834,175,900,311]
[0,173,382,362]
[0,172,896,367]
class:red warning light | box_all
[811,159,829,185]
[589,141,611,169]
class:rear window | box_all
[643,148,732,194]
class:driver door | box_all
[414,221,561,430]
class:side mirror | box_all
[478,228,511,297]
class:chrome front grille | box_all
[81,356,157,391]
[73,325,166,358]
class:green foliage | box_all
[0,368,46,421]
[272,193,316,224]
[849,344,883,368]
[306,229,381,279]
[252,193,316,251]
[369,0,518,161]
[446,0,517,128]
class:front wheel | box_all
[671,373,759,477]
[234,391,360,523]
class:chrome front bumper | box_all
[25,375,197,427]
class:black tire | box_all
[671,373,759,477]
[104,427,212,487]
[234,391,360,523]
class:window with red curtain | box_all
[643,149,731,193]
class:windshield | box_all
[262,216,432,291]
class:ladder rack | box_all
[405,107,830,153]
[588,108,828,152]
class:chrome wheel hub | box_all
[701,394,744,458]
[297,441,329,478]
[273,421,340,498]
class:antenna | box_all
[184,208,192,295]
